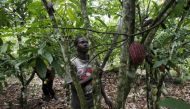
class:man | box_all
[65,36,93,109]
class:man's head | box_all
[74,37,89,53]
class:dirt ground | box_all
[0,73,190,109]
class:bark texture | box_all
[115,0,136,109]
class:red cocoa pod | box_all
[129,42,145,65]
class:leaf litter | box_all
[0,73,190,109]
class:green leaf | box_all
[27,57,36,67]
[177,48,185,54]
[51,58,63,76]
[36,57,47,80]
[153,59,168,68]
[1,43,8,53]
[0,76,5,81]
[0,73,5,81]
[68,3,78,11]
[38,42,46,55]
[43,51,53,64]
[69,0,80,6]
[167,60,179,69]
[158,97,190,109]
[152,1,159,16]
[170,0,186,18]
[15,61,23,70]
[67,8,76,21]
[95,16,107,27]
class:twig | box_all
[143,0,177,47]
[25,70,35,86]
[88,41,124,66]
[26,21,165,38]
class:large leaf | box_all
[95,16,107,27]
[1,43,8,53]
[67,8,76,21]
[153,59,168,68]
[38,42,46,55]
[151,1,160,16]
[42,51,53,64]
[0,8,11,27]
[36,57,47,80]
[51,58,64,76]
[158,97,190,109]
[14,56,36,69]
[27,1,46,16]
[169,0,186,18]
[69,0,80,6]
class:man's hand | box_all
[80,75,92,86]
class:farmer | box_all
[65,36,94,109]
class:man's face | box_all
[77,37,89,53]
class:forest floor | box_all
[0,73,190,109]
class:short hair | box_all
[74,35,83,47]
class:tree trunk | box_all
[20,86,28,109]
[115,0,136,109]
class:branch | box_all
[41,0,57,28]
[80,0,91,29]
[137,4,144,37]
[143,0,177,48]
[25,70,35,86]
[174,2,190,33]
[101,34,119,69]
[89,40,124,65]
[16,71,23,85]
[151,0,176,27]
[172,8,189,42]
[28,23,166,38]
[99,17,123,69]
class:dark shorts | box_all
[71,89,93,109]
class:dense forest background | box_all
[1,0,190,109]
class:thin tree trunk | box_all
[143,1,177,108]
[155,72,166,109]
[146,63,151,109]
[13,4,28,108]
[20,86,27,109]
[115,0,136,109]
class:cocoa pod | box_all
[129,42,145,65]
